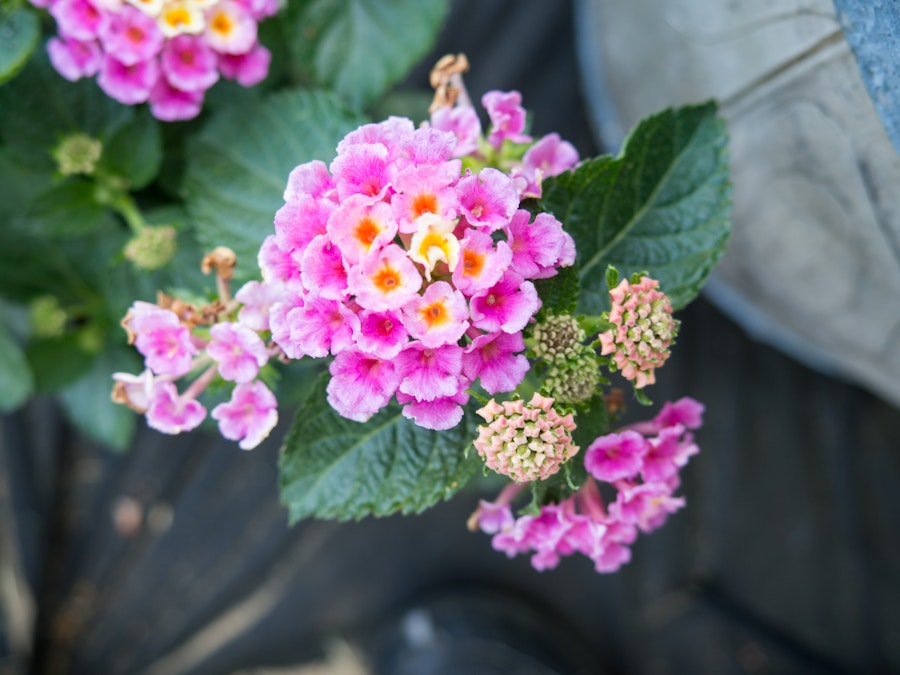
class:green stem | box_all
[112,193,146,235]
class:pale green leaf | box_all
[0,322,34,412]
[0,6,40,85]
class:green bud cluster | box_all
[544,350,600,405]
[124,225,177,270]
[29,296,67,338]
[53,134,102,176]
[531,314,586,365]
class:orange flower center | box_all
[373,268,400,292]
[421,302,449,328]
[354,217,380,247]
[412,193,438,218]
[211,11,234,34]
[462,249,485,277]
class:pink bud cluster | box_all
[431,89,579,199]
[473,393,578,483]
[112,300,278,449]
[599,276,678,388]
[255,113,576,430]
[472,397,703,573]
[33,0,277,120]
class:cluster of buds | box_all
[473,393,578,483]
[529,313,600,405]
[33,0,277,120]
[249,98,578,430]
[470,397,703,573]
[599,275,679,388]
[112,248,279,449]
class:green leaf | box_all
[25,178,115,237]
[279,375,480,521]
[58,344,139,451]
[26,336,98,393]
[534,263,580,318]
[287,0,448,109]
[0,6,39,85]
[100,108,163,189]
[0,230,91,303]
[183,89,366,279]
[0,322,34,412]
[538,102,731,314]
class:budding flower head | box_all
[544,349,600,405]
[124,225,178,270]
[29,296,67,338]
[598,275,678,388]
[53,133,102,176]
[530,314,586,364]
[474,393,579,483]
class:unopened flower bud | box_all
[598,276,678,388]
[545,350,600,405]
[53,133,102,176]
[29,296,67,338]
[531,314,586,364]
[124,225,177,270]
[474,393,579,483]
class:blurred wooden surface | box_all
[3,1,900,673]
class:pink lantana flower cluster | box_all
[471,397,703,573]
[113,294,278,450]
[33,0,277,120]
[254,113,577,430]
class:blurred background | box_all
[2,1,899,673]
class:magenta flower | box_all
[610,482,685,533]
[456,167,518,231]
[148,77,204,121]
[452,231,511,296]
[652,397,705,431]
[211,380,278,450]
[218,43,271,86]
[505,209,575,280]
[47,37,102,80]
[98,4,163,66]
[97,53,160,104]
[274,195,334,255]
[515,133,579,196]
[461,330,528,394]
[257,235,303,284]
[272,296,358,360]
[145,381,206,434]
[50,0,105,41]
[397,385,469,431]
[470,271,541,334]
[207,321,269,383]
[584,430,648,482]
[354,309,408,360]
[326,349,400,422]
[300,234,349,300]
[396,342,463,402]
[482,90,532,149]
[330,143,393,203]
[160,34,219,92]
[402,281,469,348]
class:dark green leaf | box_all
[0,230,91,303]
[538,102,731,314]
[58,344,139,451]
[279,375,480,521]
[0,322,34,412]
[100,108,163,189]
[287,0,447,109]
[183,89,365,279]
[25,178,114,237]
[0,6,40,85]
[26,336,98,393]
[571,391,609,454]
[534,263,580,318]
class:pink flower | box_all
[50,0,105,41]
[272,296,358,360]
[336,117,415,160]
[505,210,575,280]
[430,105,481,157]
[584,430,648,482]
[47,37,102,80]
[112,369,155,413]
[148,77,204,121]
[146,381,206,434]
[354,309,408,359]
[218,43,271,85]
[402,281,469,348]
[348,244,422,312]
[283,160,334,202]
[327,196,396,264]
[391,163,460,233]
[300,234,348,300]
[397,385,469,430]
[127,305,197,377]
[641,425,699,484]
[398,126,459,168]
[160,34,219,92]
[470,271,541,334]
[98,4,163,66]
[235,279,283,332]
[97,53,159,104]
[452,231,512,296]
[456,167,518,231]
[462,330,528,394]
[211,380,278,450]
[330,142,393,203]
[204,0,257,55]
[516,133,579,196]
[207,322,269,383]
[326,348,400,422]
[653,397,705,431]
[395,342,463,402]
[274,195,335,255]
[610,482,685,533]
[257,235,303,284]
[482,90,532,148]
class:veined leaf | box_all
[279,375,480,521]
[538,102,731,313]
[0,322,33,412]
[183,89,365,280]
[0,6,40,85]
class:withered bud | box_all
[429,53,470,112]
[604,388,626,416]
[201,246,237,279]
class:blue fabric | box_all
[833,0,900,154]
